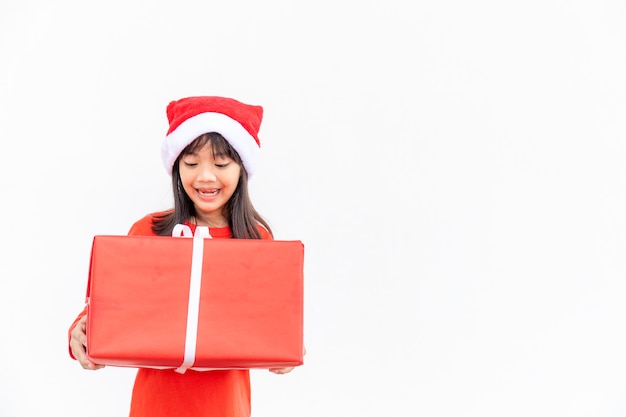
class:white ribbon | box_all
[172,224,211,374]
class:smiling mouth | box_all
[198,188,219,196]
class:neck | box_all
[192,215,229,228]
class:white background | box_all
[1,1,626,416]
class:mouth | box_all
[197,188,220,197]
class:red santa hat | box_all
[161,96,263,177]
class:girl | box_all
[68,96,299,417]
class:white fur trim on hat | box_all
[161,112,260,177]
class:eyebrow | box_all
[182,150,229,158]
[212,151,230,158]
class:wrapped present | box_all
[85,226,304,373]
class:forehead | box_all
[186,137,228,156]
[180,133,242,165]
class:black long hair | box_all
[152,132,272,239]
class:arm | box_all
[262,228,307,374]
[68,215,155,370]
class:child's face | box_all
[179,141,241,226]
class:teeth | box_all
[198,189,218,196]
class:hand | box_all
[69,315,105,370]
[268,345,306,375]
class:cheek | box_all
[178,167,194,184]
[228,168,242,187]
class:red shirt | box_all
[69,213,272,417]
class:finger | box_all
[83,360,104,370]
[71,346,90,369]
[79,315,87,331]
[70,335,94,370]
[269,367,294,374]
[71,321,88,349]
[77,351,101,370]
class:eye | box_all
[215,162,230,168]
[182,160,198,167]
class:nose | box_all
[197,163,217,181]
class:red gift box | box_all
[85,232,304,373]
